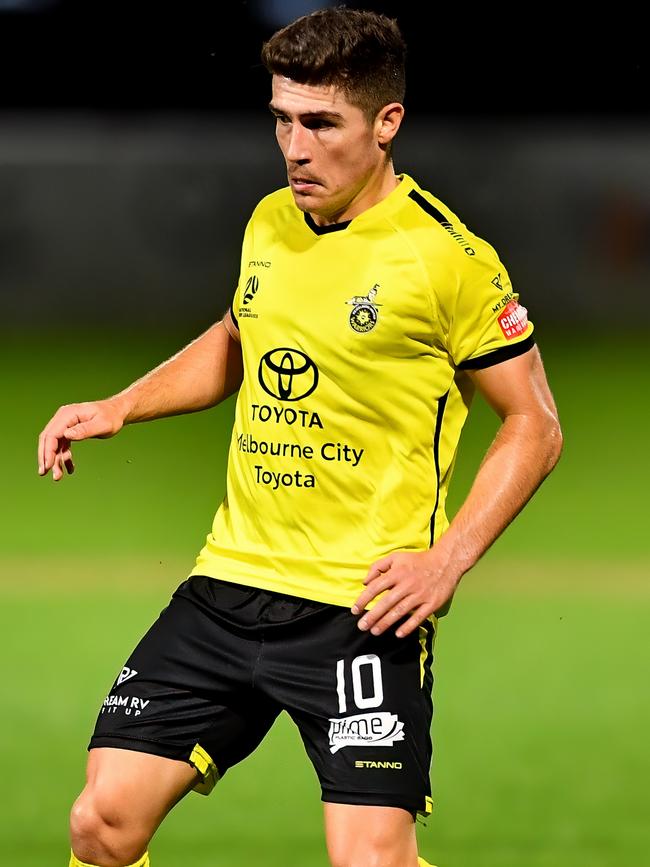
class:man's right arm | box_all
[38,312,242,481]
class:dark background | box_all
[0,0,646,117]
[1,1,649,329]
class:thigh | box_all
[324,802,418,867]
[266,609,436,817]
[89,577,281,793]
[80,747,199,832]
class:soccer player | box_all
[38,8,562,867]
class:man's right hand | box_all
[38,398,126,481]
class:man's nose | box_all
[286,123,310,163]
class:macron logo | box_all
[116,667,138,686]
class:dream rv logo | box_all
[114,666,137,687]
[258,348,319,401]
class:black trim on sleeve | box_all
[458,335,536,370]
[430,390,450,546]
[229,303,239,330]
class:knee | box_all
[329,852,402,867]
[328,838,416,867]
[70,790,149,867]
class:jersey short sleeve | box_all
[229,215,256,332]
[443,234,534,370]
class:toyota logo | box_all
[258,348,319,401]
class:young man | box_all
[38,8,562,867]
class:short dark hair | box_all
[261,7,406,121]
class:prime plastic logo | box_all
[328,711,405,754]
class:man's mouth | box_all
[290,176,321,190]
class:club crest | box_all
[346,283,382,333]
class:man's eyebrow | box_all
[268,103,344,121]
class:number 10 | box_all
[336,654,384,713]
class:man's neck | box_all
[309,165,400,227]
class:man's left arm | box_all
[351,344,563,637]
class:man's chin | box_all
[290,193,310,212]
[290,191,337,223]
[290,188,318,211]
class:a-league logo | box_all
[243,275,260,305]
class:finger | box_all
[395,604,435,639]
[52,452,65,482]
[356,593,400,631]
[38,430,47,475]
[357,587,413,632]
[352,573,396,615]
[40,431,65,475]
[363,554,395,585]
[64,418,99,440]
[51,439,72,480]
[39,407,79,473]
[362,595,419,636]
[38,426,62,474]
[53,449,75,480]
[61,449,75,475]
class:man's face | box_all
[270,76,385,221]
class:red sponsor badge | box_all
[498,300,528,339]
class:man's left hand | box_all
[351,550,461,638]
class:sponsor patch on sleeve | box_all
[498,300,528,339]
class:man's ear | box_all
[376,102,405,145]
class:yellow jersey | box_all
[191,173,534,607]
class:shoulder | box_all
[249,186,296,226]
[399,176,507,278]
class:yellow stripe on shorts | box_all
[189,743,220,795]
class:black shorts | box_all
[90,575,436,816]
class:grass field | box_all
[2,328,648,865]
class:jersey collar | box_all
[302,174,416,237]
[304,213,352,235]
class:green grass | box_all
[2,328,648,864]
